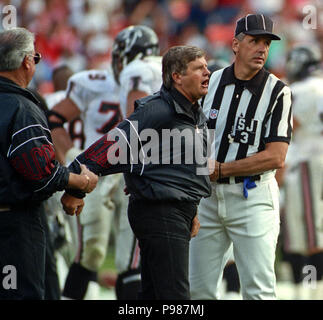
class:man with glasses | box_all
[0,27,98,299]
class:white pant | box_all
[283,155,323,254]
[113,177,140,274]
[189,174,280,300]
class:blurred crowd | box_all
[0,0,322,95]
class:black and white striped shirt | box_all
[203,64,292,166]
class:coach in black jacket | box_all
[63,46,212,299]
[0,28,98,300]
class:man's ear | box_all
[232,38,239,55]
[172,72,181,85]
[22,55,32,70]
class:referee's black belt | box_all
[0,204,11,212]
[217,175,261,184]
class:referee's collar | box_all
[221,64,266,95]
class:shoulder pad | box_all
[120,58,161,82]
[68,69,117,93]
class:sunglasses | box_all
[27,52,42,64]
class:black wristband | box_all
[46,109,68,123]
[48,121,64,130]
[65,188,86,199]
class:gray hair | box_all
[232,32,246,56]
[162,45,206,89]
[235,32,245,41]
[0,27,35,71]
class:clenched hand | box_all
[61,192,84,216]
[191,214,200,238]
[208,159,220,182]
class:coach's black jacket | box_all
[0,76,69,205]
[69,85,211,203]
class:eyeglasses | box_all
[32,52,41,64]
[27,52,42,64]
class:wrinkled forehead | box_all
[243,34,272,42]
[186,56,207,69]
[191,56,207,64]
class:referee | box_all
[189,13,293,300]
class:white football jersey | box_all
[288,75,323,165]
[67,69,121,148]
[119,56,162,117]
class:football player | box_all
[280,44,323,299]
[48,56,122,301]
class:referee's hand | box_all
[191,214,200,238]
[208,159,219,181]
